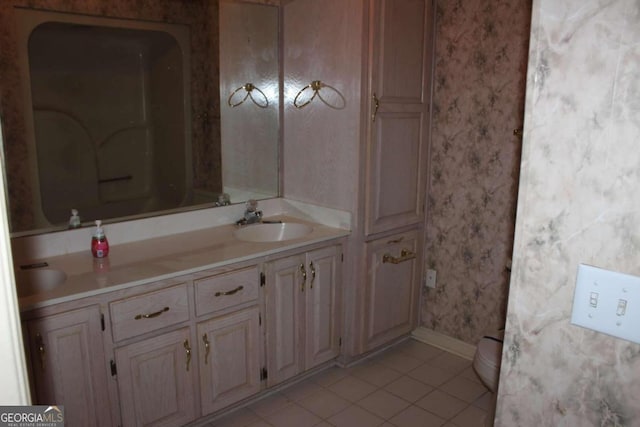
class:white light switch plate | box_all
[571,264,640,344]
[426,269,437,289]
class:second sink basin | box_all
[234,222,313,242]
[16,268,67,298]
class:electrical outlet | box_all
[426,269,437,289]
[571,264,640,344]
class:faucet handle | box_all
[245,199,258,212]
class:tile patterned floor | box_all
[209,339,492,427]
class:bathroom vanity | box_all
[17,215,347,427]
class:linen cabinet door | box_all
[26,305,112,427]
[304,245,341,370]
[365,0,433,235]
[364,230,421,350]
[265,254,305,387]
[115,328,197,427]
[198,307,261,415]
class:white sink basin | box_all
[16,268,67,298]
[234,222,313,242]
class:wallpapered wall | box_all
[422,0,532,344]
[0,0,220,232]
[497,0,640,424]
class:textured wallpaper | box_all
[422,0,532,343]
[0,0,221,232]
[496,0,640,424]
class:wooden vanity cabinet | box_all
[22,239,344,426]
[265,245,342,387]
[25,305,113,427]
[111,282,197,427]
[364,0,432,237]
[357,0,432,353]
[194,266,262,416]
[363,230,422,351]
[112,267,263,426]
[114,327,197,427]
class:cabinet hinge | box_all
[100,313,105,331]
[260,367,268,381]
[259,313,262,326]
[110,360,117,377]
[260,272,265,287]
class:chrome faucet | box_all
[236,199,263,226]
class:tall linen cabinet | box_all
[282,0,434,358]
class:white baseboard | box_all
[411,327,476,361]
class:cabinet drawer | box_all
[194,266,259,317]
[110,283,189,342]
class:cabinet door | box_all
[26,305,112,427]
[364,231,421,350]
[198,307,261,415]
[365,0,433,235]
[265,254,305,387]
[115,328,196,427]
[305,246,341,370]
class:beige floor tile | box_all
[389,405,445,427]
[384,375,434,403]
[351,361,403,387]
[327,375,377,402]
[439,375,488,403]
[280,378,323,402]
[212,407,261,427]
[310,366,350,388]
[328,405,385,427]
[297,388,351,418]
[449,404,487,427]
[248,392,291,418]
[263,402,321,427]
[396,339,444,361]
[415,389,467,420]
[429,352,471,374]
[358,389,411,420]
[374,351,424,373]
[407,363,458,387]
[458,366,484,385]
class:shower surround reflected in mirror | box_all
[0,0,280,235]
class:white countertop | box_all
[17,215,350,311]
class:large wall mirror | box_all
[0,0,280,236]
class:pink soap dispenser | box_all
[91,220,110,258]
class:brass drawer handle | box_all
[36,333,45,371]
[184,339,192,372]
[203,333,210,365]
[134,306,170,320]
[382,249,416,264]
[299,263,307,292]
[214,285,244,297]
[309,262,316,289]
[372,92,380,122]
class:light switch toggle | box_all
[589,292,599,308]
[616,299,627,316]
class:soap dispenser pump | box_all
[69,209,81,229]
[91,220,109,258]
